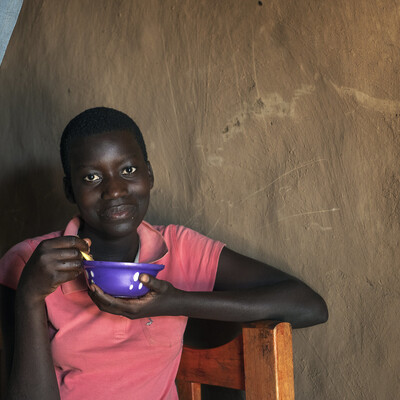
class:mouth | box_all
[99,204,137,221]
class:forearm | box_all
[175,280,328,328]
[7,293,60,400]
[88,269,328,329]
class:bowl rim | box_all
[82,260,164,272]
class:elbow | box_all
[313,294,329,325]
[292,284,328,329]
[304,291,328,327]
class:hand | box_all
[17,236,90,303]
[88,274,183,319]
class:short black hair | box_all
[60,107,148,178]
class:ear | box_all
[147,161,154,189]
[63,176,76,203]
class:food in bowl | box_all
[82,260,165,298]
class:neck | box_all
[79,225,140,262]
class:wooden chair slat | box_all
[176,333,245,389]
[176,320,295,400]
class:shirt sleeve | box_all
[0,231,62,290]
[169,225,225,292]
[0,241,35,290]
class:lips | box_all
[99,204,137,221]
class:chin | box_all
[101,221,140,239]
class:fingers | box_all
[88,284,111,304]
[88,284,136,317]
[88,278,176,319]
[39,236,91,269]
[19,236,92,301]
[41,236,90,252]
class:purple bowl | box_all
[83,260,165,298]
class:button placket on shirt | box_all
[113,315,130,340]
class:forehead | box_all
[69,130,144,167]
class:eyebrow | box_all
[73,155,141,170]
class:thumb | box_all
[139,274,164,292]
[83,237,92,249]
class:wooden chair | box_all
[176,320,295,400]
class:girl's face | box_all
[67,130,154,240]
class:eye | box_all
[121,166,137,175]
[83,173,101,182]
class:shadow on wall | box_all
[0,161,75,255]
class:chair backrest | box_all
[176,320,295,400]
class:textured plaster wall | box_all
[0,1,399,398]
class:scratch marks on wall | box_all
[270,208,340,226]
[331,81,400,114]
[189,154,339,232]
[239,158,340,229]
[308,222,333,231]
[183,205,206,227]
[239,158,328,203]
[225,23,243,105]
[160,30,191,181]
[206,217,221,237]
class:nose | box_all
[101,175,129,200]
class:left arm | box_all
[173,247,328,328]
[89,247,328,329]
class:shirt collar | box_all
[61,217,168,295]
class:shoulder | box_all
[5,230,63,262]
[0,230,63,290]
[143,222,225,291]
[148,222,225,260]
[148,223,217,245]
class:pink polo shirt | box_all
[0,217,225,400]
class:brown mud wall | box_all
[0,1,399,398]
